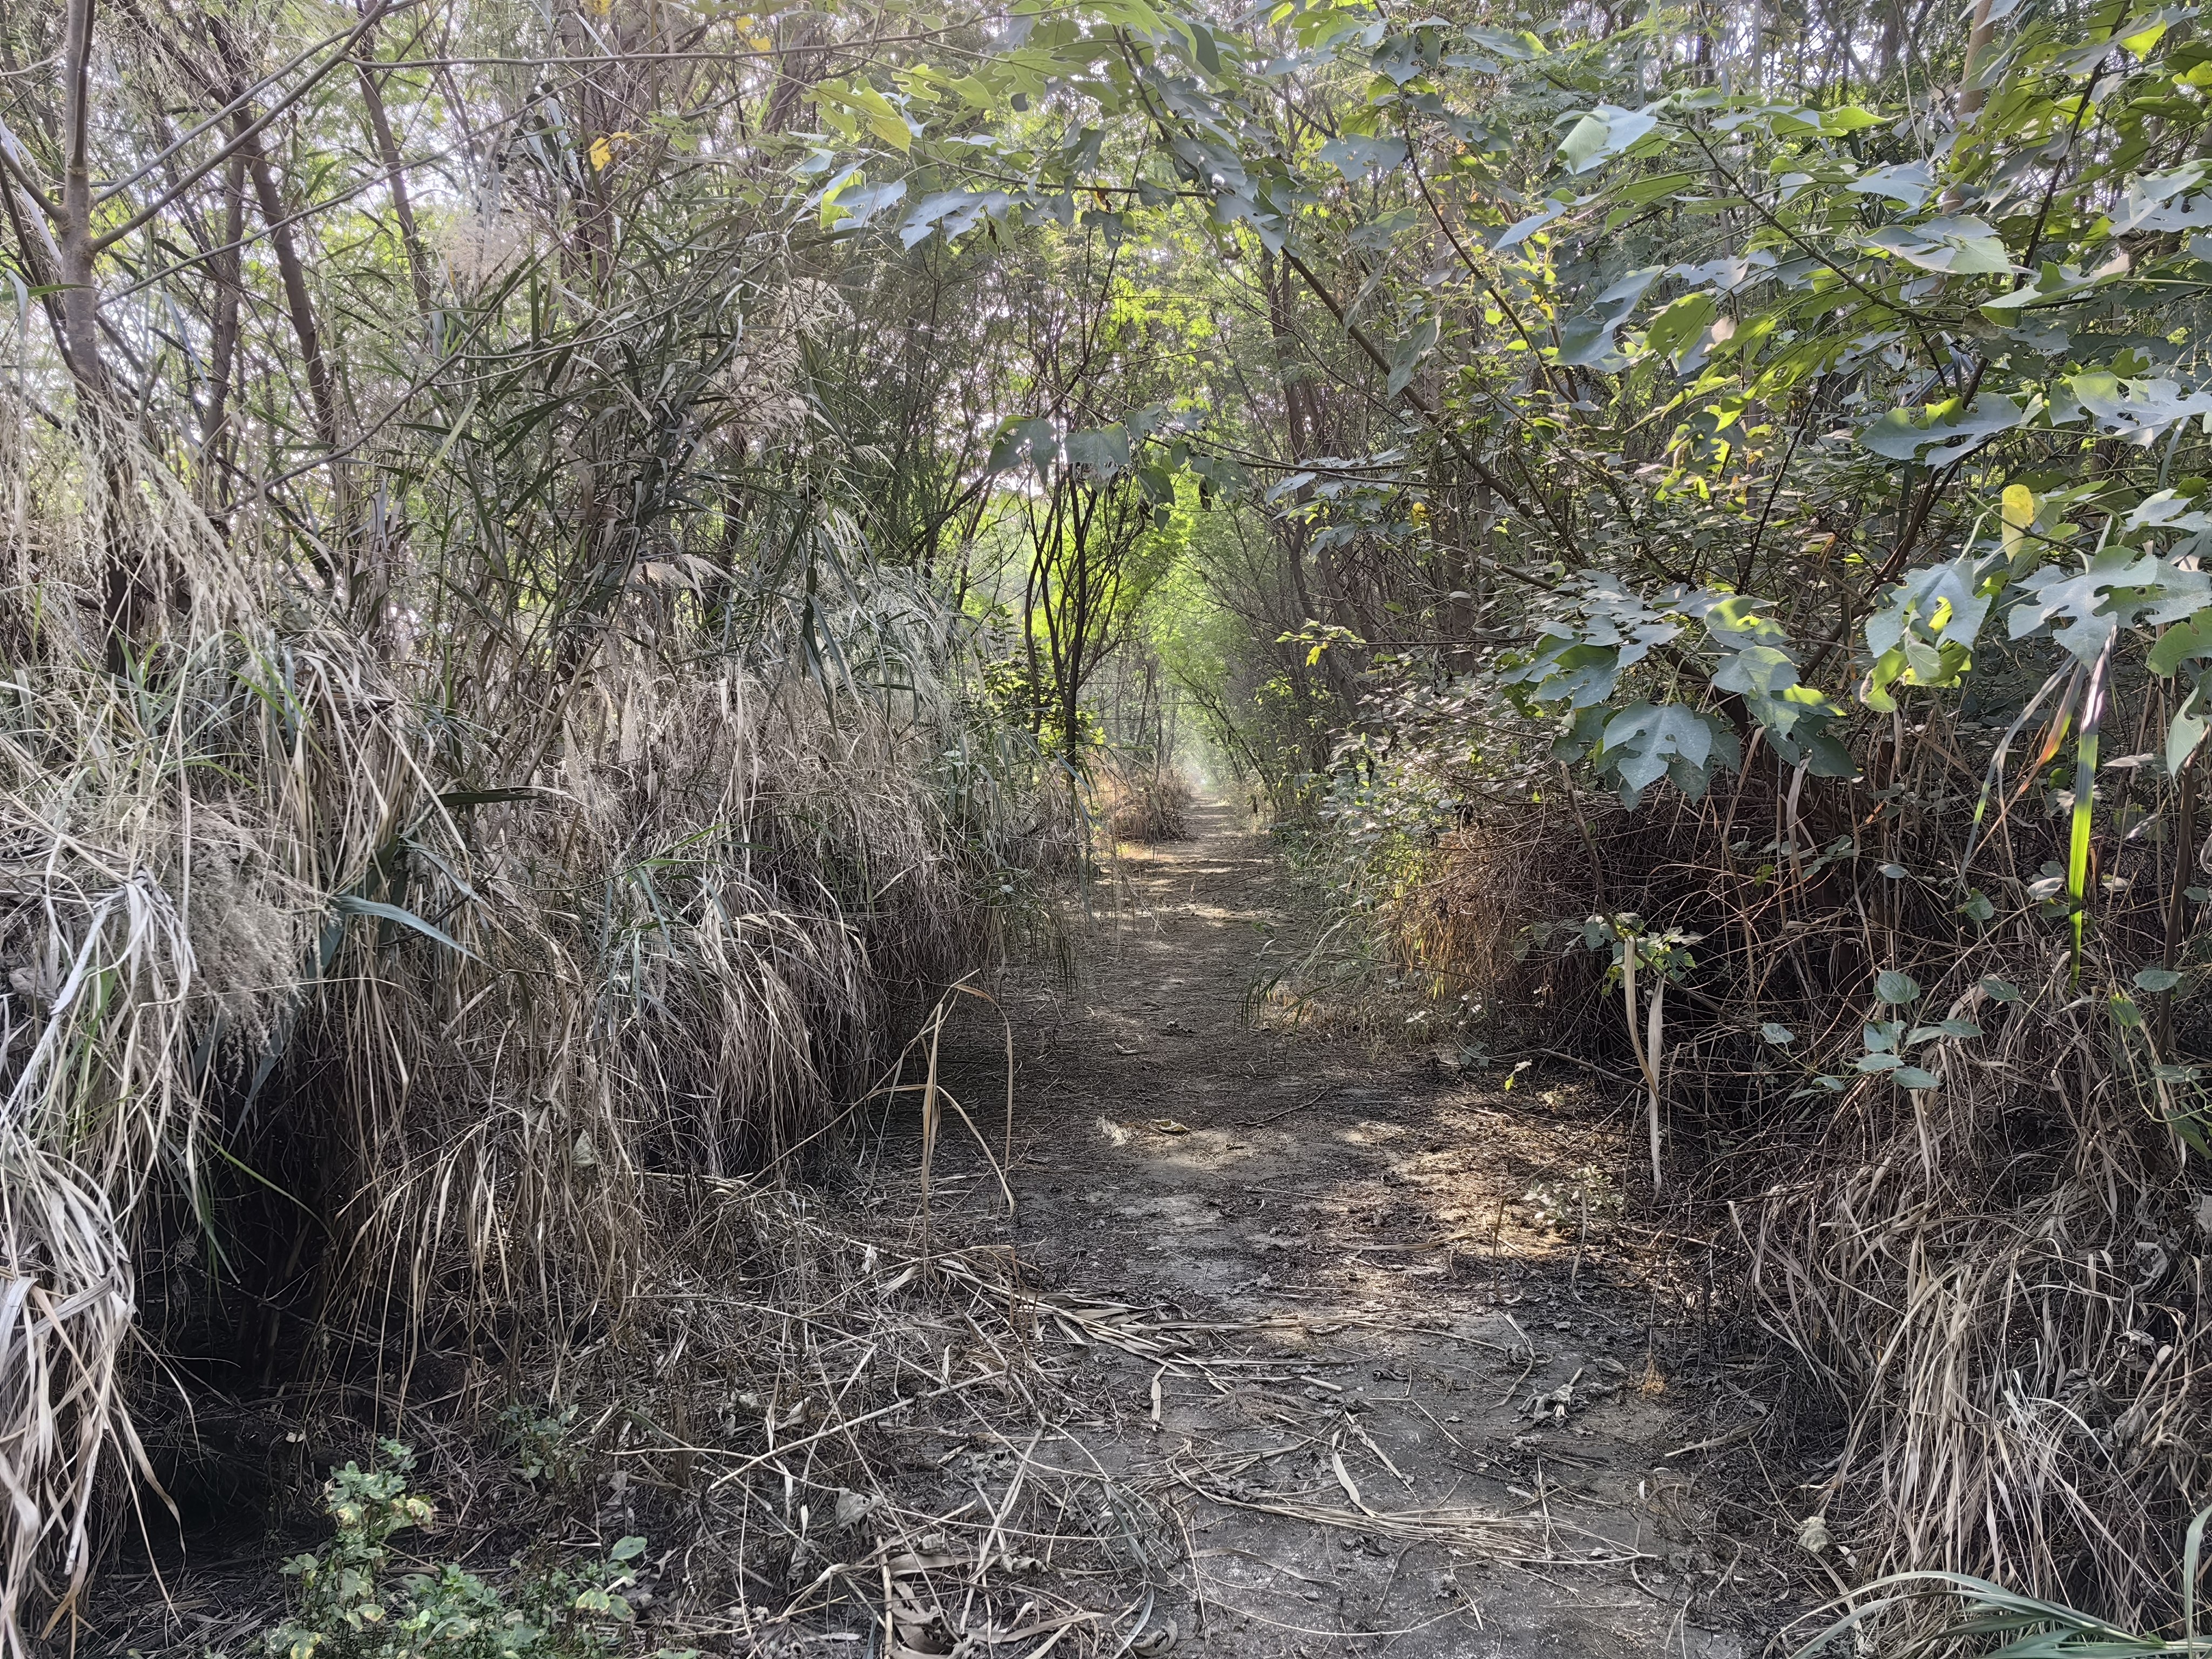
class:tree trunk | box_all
[201,155,245,500]
[58,0,109,397]
[354,46,434,313]
[228,102,350,580]
[1958,0,1996,116]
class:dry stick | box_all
[919,999,945,1260]
[1645,970,1665,1200]
[1239,1086,1330,1129]
[946,979,1017,1214]
[1622,944,1663,1194]
[2160,756,2200,1055]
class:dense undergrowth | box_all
[12,0,2212,1647]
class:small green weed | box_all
[264,1441,692,1659]
[500,1401,585,1489]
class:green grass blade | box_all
[2069,641,2114,982]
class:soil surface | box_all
[914,799,1775,1658]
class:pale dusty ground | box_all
[909,799,1778,1658]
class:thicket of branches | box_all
[11,0,2212,1644]
[796,0,2212,1634]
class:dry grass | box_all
[0,396,1042,1649]
[1101,771,1195,845]
[1346,697,2212,1635]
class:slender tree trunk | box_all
[1958,0,1996,116]
[60,0,167,669]
[2159,760,2199,1054]
[227,103,350,579]
[354,46,434,313]
[232,117,340,460]
[58,0,109,397]
[201,156,245,494]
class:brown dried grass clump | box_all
[1741,965,2211,1634]
[0,399,1033,1649]
[1101,771,1194,844]
[1362,723,2212,1634]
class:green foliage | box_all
[264,1442,689,1659]
[1793,1506,2212,1655]
[498,1402,584,1491]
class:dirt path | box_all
[920,799,1764,1658]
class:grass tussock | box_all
[1100,770,1194,845]
[0,400,1041,1648]
[1346,700,2212,1633]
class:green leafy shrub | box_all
[499,1402,585,1492]
[264,1442,689,1659]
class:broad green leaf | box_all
[1494,199,1567,249]
[2170,685,2211,775]
[2059,373,2212,441]
[1557,104,1660,174]
[1860,395,2026,467]
[1980,976,2023,1003]
[1761,1022,1796,1044]
[2135,965,2184,992]
[1875,970,1921,1005]
[827,177,906,230]
[1820,106,1883,132]
[1864,215,2016,275]
[1893,1067,1941,1089]
[1846,160,1934,209]
[1464,23,1542,59]
[2149,610,2212,674]
[2123,491,2212,536]
[1317,134,1407,181]
[2011,546,2212,665]
[2107,163,2210,233]
[1862,553,1998,710]
[1555,266,1664,367]
[1643,293,1717,359]
[1064,425,1134,476]
[1595,702,1735,805]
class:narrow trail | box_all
[926,799,1760,1658]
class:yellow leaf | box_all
[2001,483,2035,559]
[2123,19,2168,58]
[589,136,613,171]
[750,33,772,50]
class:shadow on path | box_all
[913,799,1761,1657]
